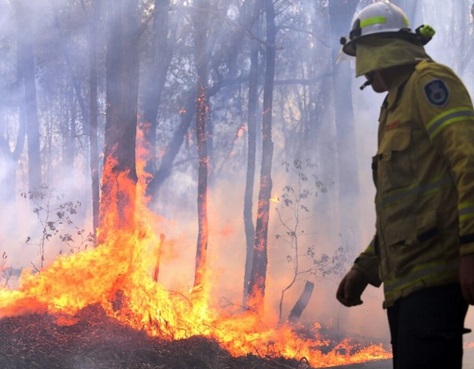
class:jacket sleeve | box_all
[414,63,474,256]
[351,236,382,287]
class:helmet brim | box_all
[342,31,421,57]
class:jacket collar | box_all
[385,64,418,110]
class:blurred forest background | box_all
[1,0,474,344]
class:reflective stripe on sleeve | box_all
[383,261,459,300]
[426,108,474,140]
[458,201,474,223]
[378,174,452,209]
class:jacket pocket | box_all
[377,127,414,192]
[383,210,439,275]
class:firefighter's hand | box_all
[336,269,369,307]
[460,253,474,305]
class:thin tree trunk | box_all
[63,89,76,169]
[242,0,262,306]
[50,0,90,138]
[193,0,210,290]
[145,0,257,200]
[145,93,195,197]
[0,92,26,202]
[89,0,100,241]
[16,1,42,191]
[145,81,221,198]
[246,0,276,314]
[329,0,359,241]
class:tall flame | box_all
[0,133,391,367]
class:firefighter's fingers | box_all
[460,254,474,305]
[336,275,350,306]
[336,270,364,307]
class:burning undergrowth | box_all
[0,157,391,369]
[0,303,260,369]
[0,303,387,369]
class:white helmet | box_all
[340,1,434,56]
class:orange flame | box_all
[0,133,391,367]
[270,194,279,203]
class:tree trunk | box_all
[246,0,276,314]
[193,0,210,290]
[63,89,76,170]
[16,1,42,191]
[89,0,101,241]
[50,0,91,180]
[51,0,90,144]
[100,0,139,232]
[242,0,262,306]
[145,92,195,198]
[141,0,174,178]
[0,84,26,203]
[145,0,257,200]
[0,120,25,203]
[329,0,360,240]
[145,81,222,198]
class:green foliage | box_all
[21,184,95,270]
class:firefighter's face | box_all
[365,70,390,93]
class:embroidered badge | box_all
[423,79,449,106]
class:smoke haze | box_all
[0,0,474,358]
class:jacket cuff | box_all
[460,242,474,256]
[352,260,382,287]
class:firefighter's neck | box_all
[370,65,414,93]
[370,69,394,92]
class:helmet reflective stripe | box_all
[341,1,416,56]
[360,14,408,28]
[350,16,388,39]
[360,16,387,29]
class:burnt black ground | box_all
[0,303,472,369]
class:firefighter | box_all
[335,1,474,368]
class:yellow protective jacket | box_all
[352,60,474,308]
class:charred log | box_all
[288,281,314,324]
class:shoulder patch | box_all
[423,79,449,106]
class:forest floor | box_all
[0,303,391,369]
[1,303,472,369]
